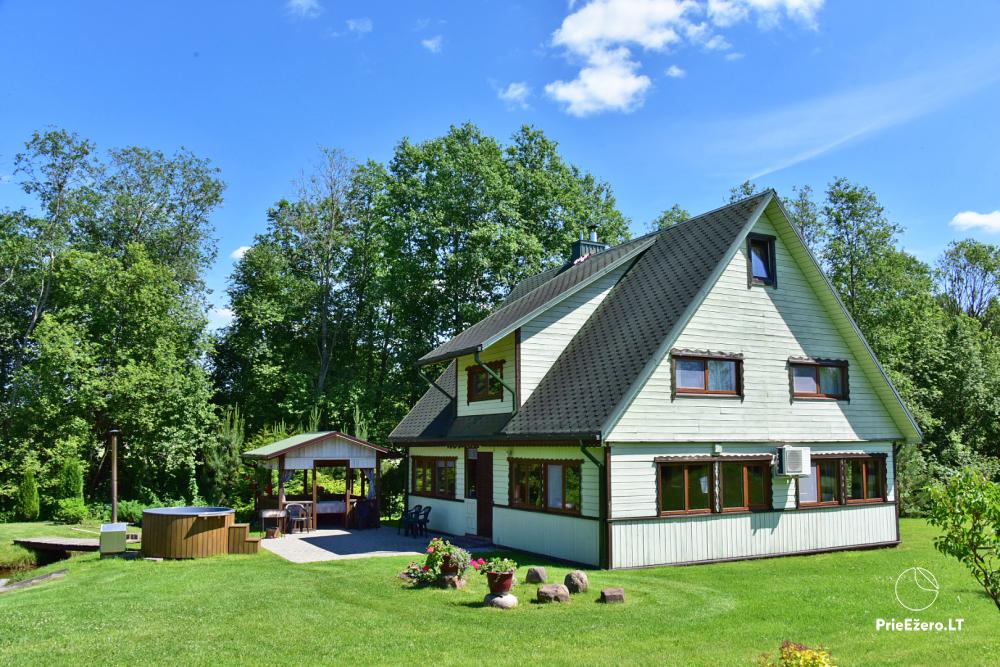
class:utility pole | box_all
[109,427,120,523]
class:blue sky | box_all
[2,1,1000,327]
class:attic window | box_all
[672,351,743,397]
[467,360,505,403]
[747,234,777,287]
[790,359,849,400]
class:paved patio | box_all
[260,527,493,564]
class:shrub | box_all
[56,457,85,501]
[759,641,835,667]
[54,497,88,524]
[117,500,147,525]
[87,502,111,522]
[928,467,1000,612]
[16,468,40,521]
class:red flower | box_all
[422,565,430,572]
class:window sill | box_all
[792,395,848,402]
[507,503,583,518]
[799,501,843,508]
[846,498,888,505]
[658,509,713,517]
[674,392,744,399]
[409,492,461,502]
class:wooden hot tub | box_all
[141,507,235,559]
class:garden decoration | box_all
[473,556,518,595]
[399,537,472,588]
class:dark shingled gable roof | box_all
[390,192,772,443]
[416,234,656,366]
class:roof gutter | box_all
[474,350,518,415]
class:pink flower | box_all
[427,547,435,553]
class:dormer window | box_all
[467,360,505,402]
[747,233,777,287]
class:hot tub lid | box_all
[143,506,235,516]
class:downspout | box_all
[474,350,518,415]
[417,366,453,401]
[580,438,609,569]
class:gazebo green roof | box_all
[242,431,389,460]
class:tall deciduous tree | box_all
[937,239,1000,319]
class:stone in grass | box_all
[537,583,570,603]
[484,593,518,609]
[564,570,589,594]
[599,587,625,604]
[525,566,547,584]
[440,575,466,589]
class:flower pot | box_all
[440,555,459,576]
[486,570,514,595]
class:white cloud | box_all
[207,307,234,331]
[230,246,250,260]
[421,35,443,53]
[545,0,825,116]
[665,64,686,77]
[725,51,745,60]
[546,47,652,116]
[346,17,373,35]
[950,210,1000,233]
[286,0,322,19]
[498,82,531,109]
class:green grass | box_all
[0,519,997,666]
[0,520,123,573]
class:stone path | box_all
[260,527,494,564]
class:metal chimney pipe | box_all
[109,428,120,523]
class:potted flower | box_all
[406,537,472,580]
[473,556,518,594]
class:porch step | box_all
[227,523,260,555]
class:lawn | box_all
[0,519,997,666]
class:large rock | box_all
[564,570,589,594]
[599,587,625,604]
[525,566,547,584]
[537,583,570,603]
[484,593,518,609]
[440,575,466,589]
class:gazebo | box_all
[242,431,392,531]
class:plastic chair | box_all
[285,503,309,534]
[398,506,421,536]
[416,506,432,536]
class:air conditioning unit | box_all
[778,446,810,477]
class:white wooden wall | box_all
[519,264,628,404]
[269,435,378,470]
[611,503,897,568]
[407,446,468,536]
[609,211,904,443]
[493,507,600,566]
[610,442,895,519]
[456,333,517,417]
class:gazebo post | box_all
[277,454,287,510]
[311,463,318,530]
[375,453,382,527]
[345,463,352,529]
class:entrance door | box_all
[476,451,493,539]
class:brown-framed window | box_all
[798,458,841,506]
[747,233,777,287]
[673,355,742,396]
[411,456,457,499]
[465,449,478,499]
[658,462,713,515]
[720,461,771,511]
[790,360,848,400]
[846,456,886,503]
[509,459,581,514]
[467,360,505,402]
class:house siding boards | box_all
[608,211,903,443]
[455,333,516,417]
[519,264,628,404]
[611,502,897,568]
